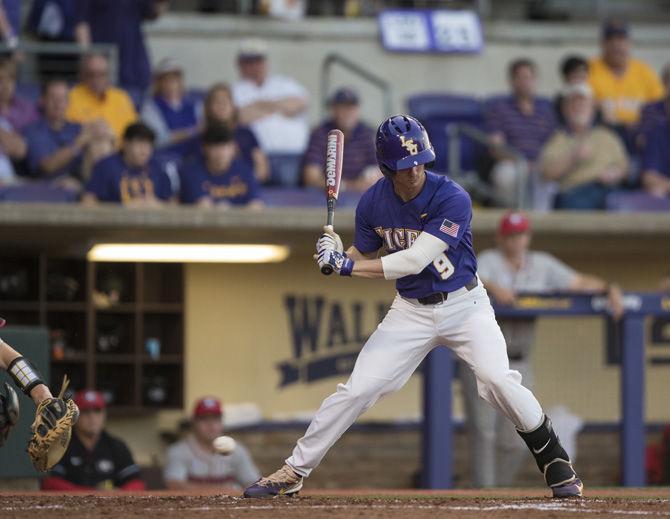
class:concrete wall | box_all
[145,15,670,126]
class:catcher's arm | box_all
[0,337,53,405]
[0,326,79,471]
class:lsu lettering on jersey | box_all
[353,170,477,298]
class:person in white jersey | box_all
[461,211,624,487]
[231,38,309,187]
[164,396,260,490]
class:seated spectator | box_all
[201,82,269,183]
[232,39,309,186]
[83,122,174,206]
[641,123,670,198]
[0,57,38,131]
[140,58,201,153]
[638,63,670,146]
[23,79,114,193]
[42,390,145,491]
[164,396,260,490]
[485,58,557,208]
[541,83,628,210]
[179,124,262,208]
[0,57,32,182]
[66,53,138,142]
[303,87,380,192]
[555,55,597,125]
[589,21,663,129]
[74,0,169,93]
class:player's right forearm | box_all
[0,338,19,370]
[1,340,53,404]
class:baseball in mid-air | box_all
[213,435,236,455]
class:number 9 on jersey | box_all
[433,253,455,280]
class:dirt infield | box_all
[1,488,670,518]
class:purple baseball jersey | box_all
[353,170,477,298]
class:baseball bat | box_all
[321,128,344,275]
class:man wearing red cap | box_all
[164,396,259,490]
[42,389,145,491]
[460,211,624,488]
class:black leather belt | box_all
[417,277,478,305]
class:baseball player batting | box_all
[244,115,583,499]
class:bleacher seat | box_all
[606,191,670,212]
[0,184,78,203]
[260,187,361,208]
[407,94,484,174]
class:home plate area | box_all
[1,488,670,518]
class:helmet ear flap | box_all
[380,164,394,178]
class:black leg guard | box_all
[517,415,578,488]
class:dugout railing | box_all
[422,292,670,489]
[320,53,393,119]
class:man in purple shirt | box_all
[83,122,174,206]
[638,64,670,148]
[641,123,670,198]
[24,80,86,186]
[179,124,261,208]
[245,115,583,500]
[485,58,558,208]
[303,87,380,192]
[0,58,38,132]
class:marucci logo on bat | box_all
[326,137,339,195]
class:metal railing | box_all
[0,42,118,86]
[320,52,393,119]
[446,121,529,209]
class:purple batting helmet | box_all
[376,115,435,176]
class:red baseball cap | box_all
[192,396,223,418]
[498,211,530,236]
[74,390,106,411]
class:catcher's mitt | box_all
[28,375,79,472]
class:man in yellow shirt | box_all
[66,53,137,143]
[588,21,663,127]
[541,83,628,210]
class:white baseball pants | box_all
[286,283,544,477]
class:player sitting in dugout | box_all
[163,397,260,490]
[178,124,263,208]
[42,390,145,491]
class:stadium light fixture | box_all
[87,243,290,263]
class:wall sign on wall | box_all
[378,9,484,54]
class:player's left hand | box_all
[316,248,354,276]
[316,225,343,254]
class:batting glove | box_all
[316,225,343,254]
[316,248,354,276]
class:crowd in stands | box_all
[0,2,667,210]
[484,20,669,210]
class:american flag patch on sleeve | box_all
[439,219,460,238]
